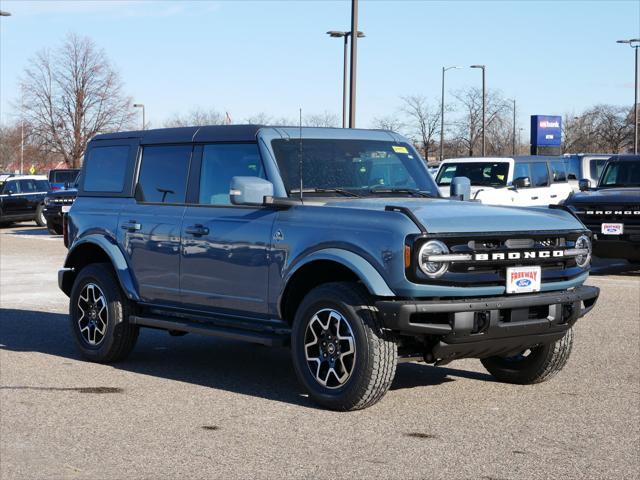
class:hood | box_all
[565,188,640,206]
[46,188,78,198]
[318,197,584,234]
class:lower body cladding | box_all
[376,285,599,364]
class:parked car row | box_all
[0,169,79,229]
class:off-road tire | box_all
[481,328,574,384]
[46,220,63,235]
[69,263,139,363]
[291,282,397,411]
[34,204,46,227]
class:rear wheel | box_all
[69,263,139,363]
[481,328,574,384]
[291,282,397,411]
[34,204,46,227]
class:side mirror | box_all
[230,176,274,206]
[578,179,591,192]
[5,189,14,195]
[450,176,471,201]
[513,176,531,189]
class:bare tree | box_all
[563,105,633,153]
[371,115,404,132]
[164,107,226,127]
[21,34,134,168]
[303,111,339,128]
[450,87,510,157]
[400,95,440,161]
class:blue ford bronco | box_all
[59,125,599,410]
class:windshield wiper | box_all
[289,188,361,198]
[368,187,435,198]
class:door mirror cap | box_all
[578,179,591,191]
[450,176,471,201]
[229,176,274,206]
[513,176,531,189]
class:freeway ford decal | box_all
[506,266,541,294]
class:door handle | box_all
[531,196,539,200]
[185,224,209,236]
[121,220,141,231]
[550,194,558,198]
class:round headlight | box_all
[574,235,592,268]
[418,240,450,278]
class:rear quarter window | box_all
[83,146,130,192]
[550,160,567,182]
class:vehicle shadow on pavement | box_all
[0,308,494,407]
[3,226,50,236]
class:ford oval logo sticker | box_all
[515,278,532,288]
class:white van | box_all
[435,156,573,207]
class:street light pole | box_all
[440,66,461,162]
[471,65,486,156]
[20,86,24,174]
[348,0,358,128]
[512,99,516,155]
[133,103,145,130]
[617,39,640,154]
[327,30,365,128]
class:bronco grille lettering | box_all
[473,250,565,261]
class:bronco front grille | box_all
[576,204,640,237]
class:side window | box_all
[136,145,192,203]
[565,157,580,180]
[18,179,37,193]
[2,180,19,194]
[35,180,50,191]
[513,163,531,183]
[84,146,130,192]
[198,143,264,205]
[530,163,550,187]
[550,161,567,182]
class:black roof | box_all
[606,155,640,162]
[92,124,263,144]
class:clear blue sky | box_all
[1,0,638,133]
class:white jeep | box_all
[435,156,573,207]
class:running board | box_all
[130,315,289,347]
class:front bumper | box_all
[376,285,599,361]
[43,205,63,224]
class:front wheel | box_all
[481,328,574,384]
[291,282,397,411]
[35,204,46,227]
[69,263,139,363]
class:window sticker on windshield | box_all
[392,145,409,154]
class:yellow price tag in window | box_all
[392,145,409,154]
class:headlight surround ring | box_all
[418,240,450,278]
[574,234,592,268]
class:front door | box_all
[0,180,25,217]
[180,143,275,317]
[512,162,551,206]
[118,144,192,305]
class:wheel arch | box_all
[60,236,140,301]
[279,248,395,324]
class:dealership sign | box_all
[530,115,562,147]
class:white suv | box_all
[435,156,573,206]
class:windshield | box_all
[271,139,439,197]
[50,170,80,183]
[599,160,640,188]
[436,162,509,187]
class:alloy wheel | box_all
[77,283,108,346]
[304,308,356,389]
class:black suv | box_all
[0,174,50,227]
[564,155,640,262]
[43,183,78,235]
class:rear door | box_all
[512,162,550,206]
[17,179,42,216]
[548,159,572,203]
[180,142,275,317]
[118,144,192,305]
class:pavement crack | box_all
[0,386,123,394]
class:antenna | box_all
[298,108,304,203]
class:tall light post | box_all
[617,38,640,154]
[327,30,365,128]
[133,103,145,130]
[440,66,461,162]
[471,65,486,156]
[348,0,359,128]
[512,98,516,156]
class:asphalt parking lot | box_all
[1,224,638,480]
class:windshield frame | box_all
[598,160,640,188]
[268,136,440,198]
